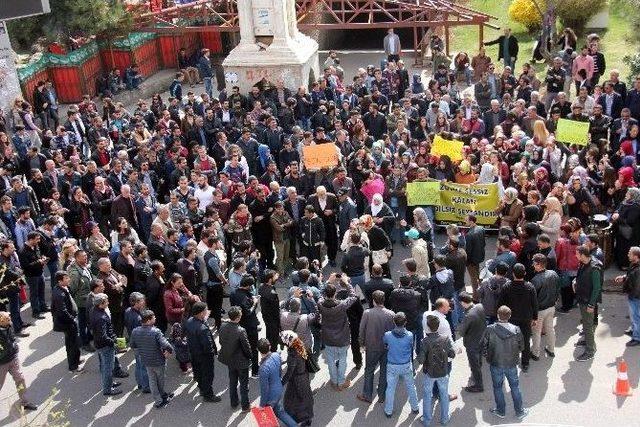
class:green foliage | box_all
[623,53,640,84]
[7,0,133,51]
[555,0,608,29]
[508,0,544,31]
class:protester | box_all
[51,271,83,373]
[218,306,252,411]
[481,305,528,420]
[530,254,560,359]
[257,338,298,427]
[184,302,221,402]
[280,331,315,426]
[456,292,486,393]
[574,245,603,361]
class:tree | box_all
[7,0,133,51]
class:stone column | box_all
[236,0,256,46]
[0,21,21,115]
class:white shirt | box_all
[194,185,215,210]
[318,197,327,211]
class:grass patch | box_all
[450,0,632,76]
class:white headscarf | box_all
[371,193,384,217]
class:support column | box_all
[444,25,450,57]
[0,21,22,114]
[478,23,484,51]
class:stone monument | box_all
[222,0,319,93]
[0,22,22,115]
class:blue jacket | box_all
[197,55,213,78]
[130,325,174,367]
[259,352,284,406]
[383,327,414,365]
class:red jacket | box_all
[555,237,580,272]
[163,289,185,324]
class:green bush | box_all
[555,0,608,29]
[623,53,640,84]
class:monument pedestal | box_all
[0,22,22,115]
[222,0,319,92]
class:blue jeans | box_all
[97,346,116,394]
[362,350,387,401]
[349,274,365,293]
[26,276,46,315]
[451,291,464,332]
[423,374,450,426]
[489,365,523,416]
[203,77,213,98]
[135,353,150,391]
[46,260,59,289]
[324,345,348,385]
[7,292,23,332]
[271,399,297,427]
[385,362,419,415]
[414,314,424,356]
[629,298,640,341]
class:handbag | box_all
[619,224,633,240]
[371,249,389,265]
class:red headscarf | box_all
[618,167,636,188]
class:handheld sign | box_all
[406,181,441,206]
[303,143,339,170]
[431,135,464,162]
[555,118,590,146]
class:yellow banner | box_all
[303,143,339,170]
[434,182,499,225]
[555,118,590,146]
[431,135,464,162]
[407,181,441,206]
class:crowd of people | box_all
[1,25,640,426]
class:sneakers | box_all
[516,408,529,420]
[203,394,222,402]
[544,348,555,357]
[22,403,38,411]
[521,365,529,373]
[103,389,123,396]
[626,339,640,347]
[154,399,169,409]
[489,408,505,419]
[16,331,30,337]
[576,352,594,362]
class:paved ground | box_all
[8,51,637,426]
[0,230,637,427]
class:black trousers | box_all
[246,328,259,376]
[302,244,321,264]
[111,308,124,338]
[228,367,250,408]
[206,284,224,329]
[265,321,280,352]
[560,286,575,311]
[254,239,275,270]
[512,320,532,368]
[388,54,400,63]
[64,324,82,370]
[466,348,483,389]
[350,322,362,367]
[192,354,215,398]
[324,220,338,262]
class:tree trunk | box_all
[532,0,556,64]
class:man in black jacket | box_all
[52,272,82,372]
[574,245,602,362]
[420,314,456,425]
[0,311,37,411]
[457,292,486,393]
[300,205,325,264]
[218,306,252,411]
[185,302,221,402]
[484,28,519,69]
[259,270,281,352]
[308,187,339,267]
[465,215,485,301]
[444,238,467,328]
[498,263,538,372]
[530,254,560,359]
[18,232,48,320]
[90,293,122,396]
[389,275,425,357]
[615,246,640,346]
[230,275,260,376]
[341,233,370,290]
[363,264,394,308]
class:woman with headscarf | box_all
[537,196,562,245]
[361,214,392,278]
[566,175,595,227]
[364,193,395,239]
[360,170,386,204]
[257,143,273,176]
[533,166,551,198]
[434,155,455,182]
[455,159,476,184]
[498,187,524,232]
[281,331,314,426]
[612,187,640,269]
